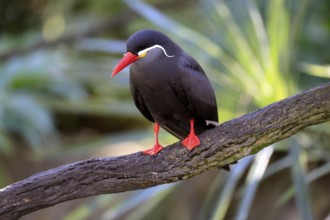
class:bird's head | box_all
[111,29,178,77]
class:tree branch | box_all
[1,83,329,219]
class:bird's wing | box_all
[173,54,218,122]
[130,83,154,123]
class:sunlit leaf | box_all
[299,63,330,79]
[210,156,254,220]
[235,146,274,220]
[290,142,313,220]
[101,184,175,220]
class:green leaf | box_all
[210,156,254,220]
[299,63,330,78]
[235,146,274,220]
[290,142,313,220]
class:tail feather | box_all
[161,118,216,140]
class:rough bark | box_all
[0,83,329,219]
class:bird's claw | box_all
[182,134,200,150]
[143,144,163,156]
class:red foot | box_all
[143,123,164,156]
[182,134,200,150]
[182,119,201,150]
[143,144,163,156]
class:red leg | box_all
[143,123,164,156]
[182,119,200,150]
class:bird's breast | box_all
[130,65,192,121]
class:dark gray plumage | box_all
[127,29,218,140]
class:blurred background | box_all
[0,0,330,219]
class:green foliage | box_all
[123,0,330,219]
[0,48,88,153]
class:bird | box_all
[112,29,218,156]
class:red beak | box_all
[111,52,139,77]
